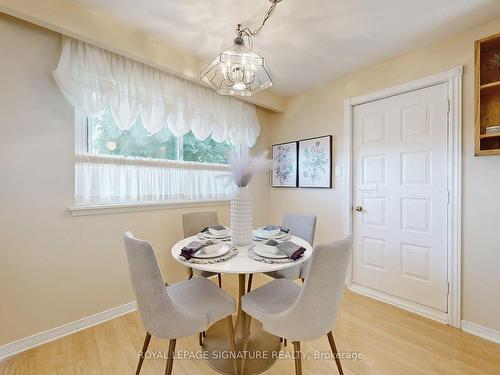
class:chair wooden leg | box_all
[247,274,253,293]
[218,273,222,288]
[198,332,203,346]
[135,332,151,375]
[284,338,287,346]
[327,331,344,375]
[165,338,176,375]
[293,341,302,375]
[240,314,252,375]
[226,315,238,375]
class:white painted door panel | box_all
[353,84,448,312]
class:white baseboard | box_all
[348,283,448,324]
[0,301,137,361]
[461,320,500,344]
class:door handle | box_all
[354,206,363,212]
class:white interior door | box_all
[352,83,449,312]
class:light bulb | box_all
[231,66,244,82]
[244,67,255,84]
[232,82,246,90]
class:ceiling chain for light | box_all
[200,0,283,97]
[236,0,280,49]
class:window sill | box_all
[68,199,231,216]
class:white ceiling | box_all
[71,0,500,96]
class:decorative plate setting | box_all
[191,243,230,259]
[207,227,231,237]
[252,229,287,240]
[199,231,231,240]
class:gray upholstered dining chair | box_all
[123,232,238,375]
[247,213,317,292]
[241,236,353,375]
[182,211,223,288]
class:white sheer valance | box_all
[54,37,261,147]
[75,154,233,205]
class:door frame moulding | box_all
[342,66,463,328]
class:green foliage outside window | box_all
[182,132,236,164]
[88,108,236,164]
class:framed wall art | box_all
[271,141,298,187]
[298,135,332,188]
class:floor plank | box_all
[1,274,499,374]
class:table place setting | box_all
[252,224,291,242]
[249,224,306,264]
[249,240,306,264]
[178,226,238,264]
[197,224,232,242]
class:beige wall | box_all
[0,14,270,346]
[268,19,500,331]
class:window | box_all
[74,110,238,206]
[87,108,237,164]
[55,37,260,209]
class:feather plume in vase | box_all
[226,151,270,187]
[226,151,270,245]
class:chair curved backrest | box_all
[276,236,353,341]
[282,213,317,246]
[123,232,206,338]
[182,211,219,238]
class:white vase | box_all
[231,186,253,246]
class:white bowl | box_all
[255,227,281,239]
[208,227,230,237]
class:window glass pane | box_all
[86,108,238,164]
[88,108,178,160]
[182,131,237,164]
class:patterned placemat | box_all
[247,245,302,264]
[178,243,238,264]
[196,233,232,242]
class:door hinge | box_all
[447,190,451,205]
[447,99,451,113]
[447,281,450,295]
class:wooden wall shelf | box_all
[480,80,500,90]
[480,133,500,139]
[475,32,500,156]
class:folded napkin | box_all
[200,224,226,233]
[180,240,213,260]
[265,240,305,260]
[263,224,280,231]
[263,224,290,234]
[265,239,279,246]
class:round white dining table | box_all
[171,234,313,375]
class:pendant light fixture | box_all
[201,0,282,97]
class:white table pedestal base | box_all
[203,318,281,375]
[203,273,281,374]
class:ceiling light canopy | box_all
[201,0,282,97]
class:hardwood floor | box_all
[1,274,499,374]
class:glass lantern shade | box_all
[201,43,273,97]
